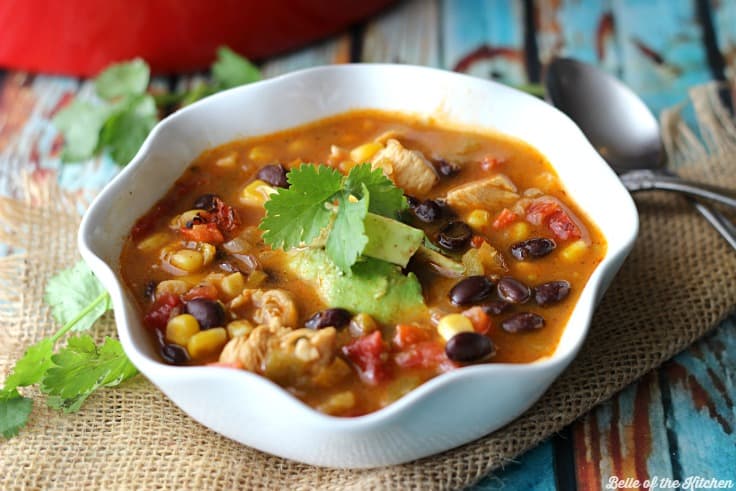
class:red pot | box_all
[0,0,396,76]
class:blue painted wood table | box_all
[0,1,734,489]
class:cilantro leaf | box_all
[44,260,111,332]
[326,190,370,273]
[260,164,343,249]
[0,390,33,438]
[53,101,110,162]
[41,336,138,413]
[2,339,54,391]
[99,94,158,165]
[212,46,262,89]
[94,58,150,101]
[344,164,407,217]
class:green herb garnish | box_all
[0,261,137,438]
[260,163,419,273]
[53,46,261,166]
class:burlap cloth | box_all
[1,82,734,491]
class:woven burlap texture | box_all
[1,83,735,491]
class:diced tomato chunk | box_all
[394,341,447,370]
[462,306,492,334]
[548,210,581,240]
[143,293,182,331]
[212,200,240,234]
[470,235,485,248]
[525,199,582,241]
[342,331,390,385]
[492,208,518,230]
[180,223,224,244]
[481,155,503,171]
[393,324,430,349]
[182,283,219,301]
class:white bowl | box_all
[78,64,638,468]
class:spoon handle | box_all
[692,200,736,251]
[621,169,736,209]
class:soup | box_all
[120,110,606,416]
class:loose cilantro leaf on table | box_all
[0,390,33,438]
[42,336,138,413]
[54,47,261,166]
[261,163,415,273]
[212,46,262,89]
[95,58,150,101]
[0,261,136,438]
[44,260,111,331]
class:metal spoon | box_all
[545,57,736,250]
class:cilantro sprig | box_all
[0,261,137,438]
[260,163,409,272]
[53,46,261,166]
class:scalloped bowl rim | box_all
[78,63,638,467]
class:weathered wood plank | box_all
[361,0,440,66]
[475,440,557,491]
[611,0,713,114]
[535,0,621,73]
[662,317,736,482]
[571,370,675,491]
[710,0,736,79]
[261,34,350,78]
[441,0,527,84]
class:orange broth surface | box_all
[120,109,606,416]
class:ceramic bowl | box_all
[78,64,638,468]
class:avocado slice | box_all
[287,249,427,325]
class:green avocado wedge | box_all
[287,248,427,325]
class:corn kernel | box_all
[166,314,201,346]
[198,243,216,266]
[437,313,474,342]
[348,313,377,337]
[247,145,273,162]
[560,239,588,262]
[245,269,268,288]
[137,232,170,252]
[350,142,383,163]
[215,152,237,168]
[156,279,190,298]
[226,319,254,338]
[220,272,245,298]
[317,390,356,415]
[169,249,204,272]
[287,138,309,154]
[240,179,276,207]
[467,209,490,231]
[187,327,228,359]
[507,221,532,242]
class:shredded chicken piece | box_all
[230,288,298,328]
[371,139,439,195]
[219,325,337,375]
[446,174,520,210]
[373,130,402,144]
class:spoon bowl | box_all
[545,57,736,250]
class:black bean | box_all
[482,300,511,316]
[161,343,189,365]
[405,195,420,208]
[413,200,442,223]
[434,159,460,177]
[534,280,571,306]
[437,221,473,251]
[193,193,221,212]
[305,308,352,330]
[185,298,226,330]
[497,277,531,304]
[256,164,289,188]
[434,198,456,218]
[445,332,494,362]
[449,276,495,305]
[501,312,545,333]
[509,237,557,260]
